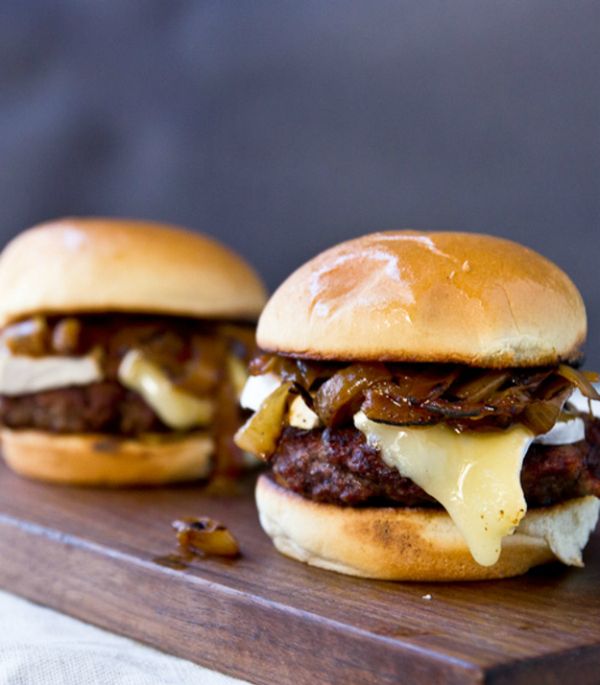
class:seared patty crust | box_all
[269,416,600,508]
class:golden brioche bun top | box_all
[0,218,267,325]
[257,230,586,366]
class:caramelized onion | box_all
[362,386,436,425]
[521,399,564,435]
[51,317,81,354]
[392,365,460,402]
[249,353,279,376]
[314,364,391,427]
[173,517,240,558]
[1,317,49,356]
[556,364,600,401]
[364,381,529,428]
[234,381,294,458]
[283,359,337,390]
[243,353,599,447]
[170,335,223,396]
[450,370,510,402]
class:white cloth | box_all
[0,590,248,685]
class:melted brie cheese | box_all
[240,373,281,411]
[0,352,102,395]
[568,388,600,418]
[240,374,321,430]
[354,412,534,566]
[535,417,585,445]
[289,395,320,429]
[118,350,214,430]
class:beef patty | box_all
[0,382,167,435]
[269,416,600,508]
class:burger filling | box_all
[0,314,256,477]
[235,354,600,565]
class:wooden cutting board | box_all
[0,460,598,685]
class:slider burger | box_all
[236,231,600,581]
[0,218,266,485]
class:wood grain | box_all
[0,461,598,684]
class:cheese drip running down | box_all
[354,412,534,566]
[118,350,214,430]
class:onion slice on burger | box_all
[234,381,294,459]
[556,364,600,401]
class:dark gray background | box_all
[1,1,598,366]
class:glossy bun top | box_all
[0,217,267,325]
[257,230,586,366]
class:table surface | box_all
[0,460,598,685]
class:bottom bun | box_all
[256,475,600,581]
[1,429,213,486]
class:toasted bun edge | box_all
[1,428,214,486]
[256,474,599,581]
